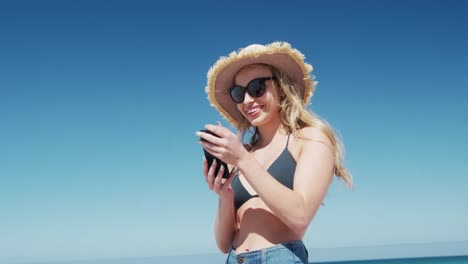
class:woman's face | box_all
[234,64,282,127]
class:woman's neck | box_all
[256,118,287,149]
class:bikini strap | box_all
[285,133,291,148]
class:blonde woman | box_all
[197,42,353,264]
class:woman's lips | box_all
[246,106,263,118]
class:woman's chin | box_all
[248,115,267,127]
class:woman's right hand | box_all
[203,158,236,198]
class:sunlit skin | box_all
[197,64,335,254]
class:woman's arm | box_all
[235,127,335,235]
[203,159,237,253]
[214,191,236,253]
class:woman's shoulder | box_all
[295,126,333,151]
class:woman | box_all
[197,42,353,264]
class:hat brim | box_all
[206,42,315,128]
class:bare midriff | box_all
[232,198,303,253]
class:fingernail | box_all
[195,131,200,136]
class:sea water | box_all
[13,255,468,264]
[319,256,468,264]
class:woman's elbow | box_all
[289,214,310,235]
[288,208,311,235]
[216,241,232,254]
[288,198,320,234]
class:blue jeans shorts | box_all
[226,240,309,264]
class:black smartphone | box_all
[199,129,230,179]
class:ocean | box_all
[9,255,468,264]
[7,242,468,264]
[320,256,468,264]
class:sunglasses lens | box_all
[247,79,266,98]
[229,78,271,104]
[230,86,245,103]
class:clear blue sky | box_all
[1,0,467,263]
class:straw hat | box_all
[205,41,316,128]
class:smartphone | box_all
[200,129,230,179]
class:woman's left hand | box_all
[197,123,248,166]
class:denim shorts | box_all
[226,240,309,264]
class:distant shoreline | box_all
[305,241,468,262]
[6,241,468,264]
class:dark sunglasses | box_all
[229,77,277,104]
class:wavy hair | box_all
[235,64,353,188]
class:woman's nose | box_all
[243,91,255,104]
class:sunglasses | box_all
[229,77,277,104]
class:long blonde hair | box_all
[236,64,353,188]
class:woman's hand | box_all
[197,123,249,167]
[202,157,236,197]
